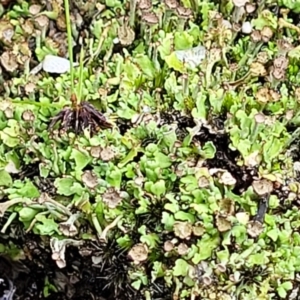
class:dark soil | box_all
[0,222,174,300]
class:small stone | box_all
[42,55,73,74]
[241,21,252,34]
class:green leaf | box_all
[157,33,173,59]
[150,180,166,198]
[162,212,175,231]
[165,52,185,72]
[19,207,39,222]
[174,211,195,223]
[277,282,293,299]
[217,249,230,263]
[39,164,50,178]
[19,180,40,198]
[248,252,269,265]
[151,261,165,281]
[277,287,287,299]
[267,228,279,242]
[34,215,60,235]
[134,55,156,79]
[92,19,103,39]
[5,151,21,172]
[263,137,283,165]
[192,234,220,263]
[116,234,132,249]
[190,203,209,214]
[0,120,20,147]
[252,10,278,30]
[70,148,92,171]
[106,167,122,188]
[281,281,293,291]
[54,177,76,196]
[131,279,142,290]
[208,88,225,113]
[154,152,172,168]
[0,170,12,186]
[162,127,177,151]
[118,148,140,168]
[237,139,252,158]
[281,0,300,13]
[188,23,201,41]
[140,233,159,249]
[173,259,189,277]
[71,182,85,195]
[288,46,300,59]
[200,141,216,159]
[192,92,207,120]
[174,32,194,50]
[164,202,179,213]
[269,195,279,209]
[145,169,158,182]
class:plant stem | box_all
[1,212,17,234]
[64,0,74,94]
[77,45,84,105]
[129,0,137,27]
[92,213,103,237]
[11,100,65,108]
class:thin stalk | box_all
[12,100,64,108]
[129,0,137,27]
[77,46,84,105]
[64,0,74,94]
[238,41,263,68]
[1,212,17,234]
[92,213,103,236]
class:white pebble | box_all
[242,21,252,34]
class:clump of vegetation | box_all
[1,0,300,299]
[47,0,112,136]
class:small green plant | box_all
[48,0,112,135]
